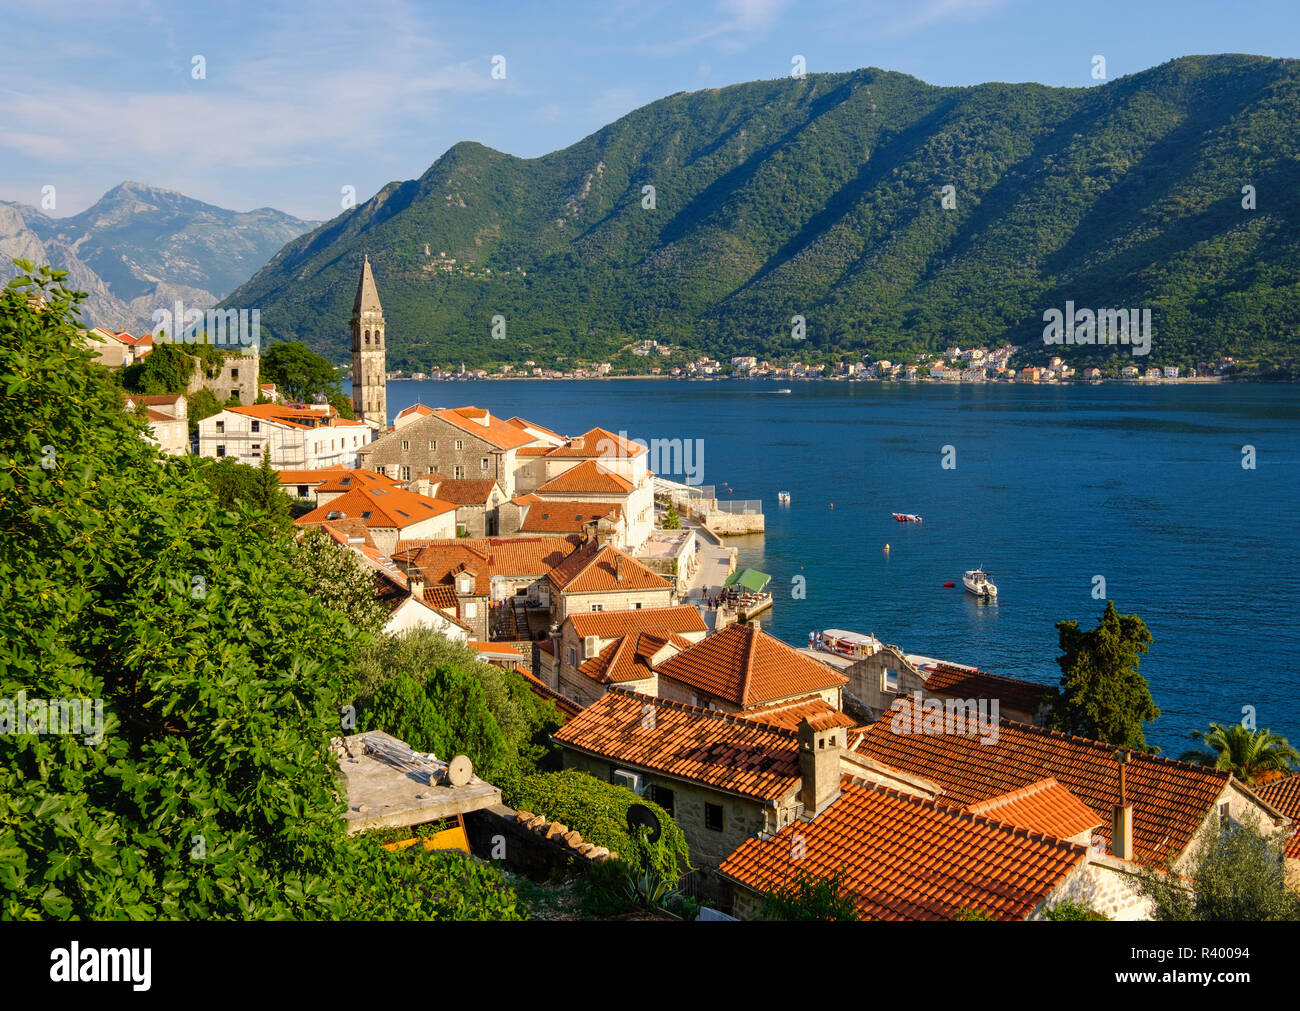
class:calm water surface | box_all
[380,379,1300,754]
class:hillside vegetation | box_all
[223,55,1300,376]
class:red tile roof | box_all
[553,689,802,801]
[547,542,670,594]
[568,605,708,640]
[719,781,1088,921]
[577,630,694,685]
[433,406,539,450]
[277,465,350,486]
[314,468,403,494]
[536,459,634,495]
[1255,773,1300,860]
[506,416,564,442]
[392,536,579,596]
[426,478,501,505]
[855,695,1234,865]
[967,778,1102,840]
[737,695,857,733]
[520,501,623,533]
[545,427,646,459]
[655,624,848,709]
[517,667,581,719]
[923,662,1054,716]
[295,485,457,530]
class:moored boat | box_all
[963,568,997,599]
[819,629,883,659]
[892,512,922,523]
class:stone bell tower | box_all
[350,254,387,426]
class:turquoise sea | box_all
[379,379,1300,755]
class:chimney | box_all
[615,554,624,582]
[750,619,760,632]
[409,573,426,599]
[1111,750,1134,860]
[797,717,842,819]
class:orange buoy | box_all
[884,543,890,553]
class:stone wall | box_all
[703,512,765,535]
[464,802,617,878]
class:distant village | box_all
[380,340,1239,384]
[74,258,1298,921]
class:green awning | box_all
[724,568,771,593]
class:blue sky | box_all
[2,0,1297,220]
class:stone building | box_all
[545,605,709,704]
[351,254,387,427]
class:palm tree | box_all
[1179,723,1300,785]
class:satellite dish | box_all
[444,754,473,787]
[626,803,661,843]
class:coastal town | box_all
[58,256,1298,923]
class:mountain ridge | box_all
[221,54,1300,375]
[1,182,319,333]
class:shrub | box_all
[506,770,691,881]
[759,868,858,921]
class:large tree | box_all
[262,341,347,405]
[1049,600,1159,751]
[0,262,519,920]
[1179,724,1300,785]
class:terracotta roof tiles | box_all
[719,781,1087,921]
[553,689,802,801]
[655,623,848,709]
[856,695,1234,865]
[568,605,708,640]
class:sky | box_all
[1,0,1297,220]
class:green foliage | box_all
[759,868,858,921]
[292,527,390,638]
[1048,601,1159,750]
[952,906,996,921]
[506,770,691,881]
[262,341,348,405]
[1179,723,1300,785]
[0,263,517,920]
[1044,900,1109,921]
[661,505,681,530]
[121,341,195,394]
[340,842,525,920]
[578,857,635,918]
[195,456,293,537]
[186,387,222,439]
[223,56,1300,377]
[353,629,562,786]
[1137,814,1300,921]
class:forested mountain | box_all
[223,55,1300,375]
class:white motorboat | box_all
[818,629,883,659]
[963,568,997,599]
[777,490,791,503]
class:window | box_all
[632,602,643,609]
[453,466,465,480]
[428,440,436,451]
[705,803,724,832]
[401,466,411,481]
[215,420,224,433]
[454,440,463,450]
[480,457,489,471]
[297,485,308,497]
[463,602,477,618]
[231,368,239,380]
[1220,802,1231,826]
[649,785,675,817]
[568,648,577,667]
[251,443,260,451]
[590,603,603,612]
[230,391,241,403]
[360,511,373,520]
[402,440,410,451]
[215,445,225,457]
[251,420,260,433]
[883,668,899,691]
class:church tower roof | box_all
[352,254,384,317]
